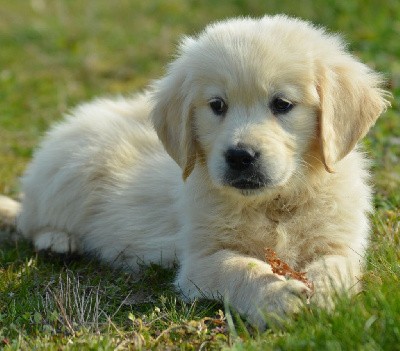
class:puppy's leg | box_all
[33,229,77,253]
[175,249,310,329]
[305,255,362,309]
[0,195,20,228]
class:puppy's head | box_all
[152,15,389,196]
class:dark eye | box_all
[271,97,294,114]
[209,97,228,116]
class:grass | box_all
[0,0,399,349]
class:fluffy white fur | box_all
[0,15,389,328]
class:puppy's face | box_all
[152,16,389,197]
[192,52,319,196]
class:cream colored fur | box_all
[0,15,389,328]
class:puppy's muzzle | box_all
[224,145,266,190]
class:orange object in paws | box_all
[265,248,314,293]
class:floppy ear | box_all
[317,58,390,172]
[151,58,197,180]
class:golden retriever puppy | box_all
[0,15,389,328]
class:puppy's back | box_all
[18,93,156,240]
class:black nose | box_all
[225,146,259,171]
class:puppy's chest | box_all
[215,205,313,267]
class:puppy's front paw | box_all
[247,279,310,329]
[306,267,340,311]
[265,279,311,316]
[309,287,335,311]
[305,256,360,311]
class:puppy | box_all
[0,15,389,328]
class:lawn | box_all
[0,0,399,350]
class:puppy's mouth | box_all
[224,172,270,195]
[230,179,265,190]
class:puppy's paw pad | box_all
[34,230,76,253]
